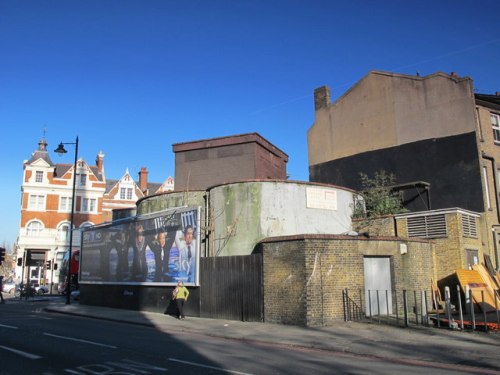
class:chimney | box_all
[314,86,331,111]
[96,151,104,173]
[139,167,148,193]
[450,72,458,77]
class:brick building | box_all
[308,71,500,273]
[16,137,173,290]
[173,132,288,191]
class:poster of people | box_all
[79,207,200,286]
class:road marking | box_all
[43,333,117,349]
[0,323,18,329]
[169,358,255,375]
[0,345,42,359]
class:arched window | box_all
[26,221,44,236]
[57,222,71,241]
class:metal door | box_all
[364,257,392,316]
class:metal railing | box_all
[343,286,500,332]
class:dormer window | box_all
[79,173,87,186]
[35,171,43,183]
[120,187,133,200]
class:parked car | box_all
[2,280,16,294]
[32,283,49,295]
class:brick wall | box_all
[261,235,434,326]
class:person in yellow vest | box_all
[172,280,189,319]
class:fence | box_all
[343,285,500,332]
[199,254,263,322]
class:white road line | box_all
[0,345,42,359]
[43,333,117,349]
[169,358,255,375]
[0,323,18,329]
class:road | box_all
[0,298,495,374]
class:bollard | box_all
[481,291,488,332]
[457,285,464,330]
[376,290,381,324]
[386,290,390,321]
[403,290,409,327]
[368,290,373,322]
[395,291,399,326]
[421,290,427,326]
[470,291,476,330]
[414,290,419,326]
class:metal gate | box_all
[200,254,263,322]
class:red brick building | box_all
[15,137,173,290]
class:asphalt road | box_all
[0,298,496,374]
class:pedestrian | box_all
[172,281,189,319]
[0,276,5,304]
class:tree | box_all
[352,170,407,219]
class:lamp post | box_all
[54,137,79,305]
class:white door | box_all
[364,257,392,316]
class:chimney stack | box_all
[314,86,331,111]
[96,151,104,174]
[139,167,148,193]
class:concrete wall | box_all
[260,235,434,326]
[208,181,360,256]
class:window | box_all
[57,223,70,241]
[492,113,500,144]
[81,198,96,212]
[466,249,479,270]
[120,187,133,200]
[28,194,45,210]
[59,196,73,211]
[407,214,447,238]
[35,171,43,183]
[26,221,43,236]
[483,166,491,210]
[79,173,87,186]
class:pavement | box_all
[27,296,500,374]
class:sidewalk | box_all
[44,299,500,374]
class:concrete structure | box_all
[208,181,358,256]
[137,180,360,258]
[308,71,500,272]
[173,133,288,191]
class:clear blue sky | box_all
[1,0,499,248]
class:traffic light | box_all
[17,257,23,266]
[0,247,5,265]
[46,260,52,270]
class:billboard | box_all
[80,207,200,286]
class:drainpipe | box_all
[492,227,500,271]
[481,152,500,269]
[204,192,210,257]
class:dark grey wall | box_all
[309,132,484,212]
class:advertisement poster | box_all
[80,207,200,286]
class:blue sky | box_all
[1,0,499,248]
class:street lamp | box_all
[54,137,79,305]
